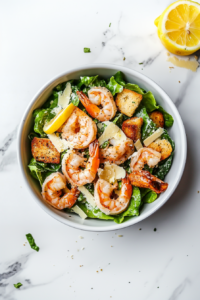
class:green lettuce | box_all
[33,109,55,137]
[136,106,157,140]
[77,75,98,89]
[112,113,125,128]
[152,129,175,180]
[124,83,145,94]
[42,91,59,109]
[157,106,174,128]
[106,76,123,96]
[28,158,61,186]
[114,187,142,223]
[114,71,126,86]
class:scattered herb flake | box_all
[26,233,39,252]
[123,57,126,61]
[84,48,91,53]
[14,283,22,289]
[154,228,157,232]
[109,23,111,27]
[139,62,143,65]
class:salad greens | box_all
[28,71,175,224]
[26,233,40,252]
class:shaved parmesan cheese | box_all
[98,164,115,183]
[48,133,73,152]
[78,186,96,207]
[98,122,127,146]
[71,205,87,219]
[143,128,164,147]
[58,82,72,108]
[134,139,143,151]
[98,163,126,184]
[112,164,126,180]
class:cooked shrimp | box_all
[129,170,168,194]
[42,172,80,210]
[62,140,100,186]
[95,176,132,215]
[130,147,161,171]
[61,107,97,149]
[77,87,117,121]
[100,138,134,165]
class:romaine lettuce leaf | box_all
[114,187,141,223]
[114,71,126,86]
[106,76,123,96]
[73,202,114,221]
[28,158,61,186]
[28,132,40,141]
[33,109,55,137]
[112,113,125,128]
[77,75,98,89]
[124,83,145,94]
[42,91,59,109]
[136,106,157,140]
[143,190,157,203]
[152,129,175,180]
[153,155,173,181]
[157,106,174,128]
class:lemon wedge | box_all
[155,0,200,55]
[43,103,75,134]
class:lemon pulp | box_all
[155,0,200,55]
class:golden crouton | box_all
[31,137,60,164]
[115,89,143,117]
[122,117,143,142]
[149,111,164,128]
[148,139,172,160]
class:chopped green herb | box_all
[139,62,143,65]
[100,141,109,149]
[14,283,22,289]
[154,228,157,232]
[26,233,39,252]
[109,23,111,27]
[84,48,91,53]
[123,57,126,61]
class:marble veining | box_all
[1,0,200,299]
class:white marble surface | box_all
[1,0,200,299]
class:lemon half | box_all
[155,0,200,55]
[43,103,75,134]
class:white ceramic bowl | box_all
[17,64,187,232]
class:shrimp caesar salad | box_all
[28,71,174,223]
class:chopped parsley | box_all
[14,283,22,289]
[123,57,126,61]
[84,48,91,53]
[139,62,143,65]
[109,23,111,27]
[26,233,39,252]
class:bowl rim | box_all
[17,63,187,232]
